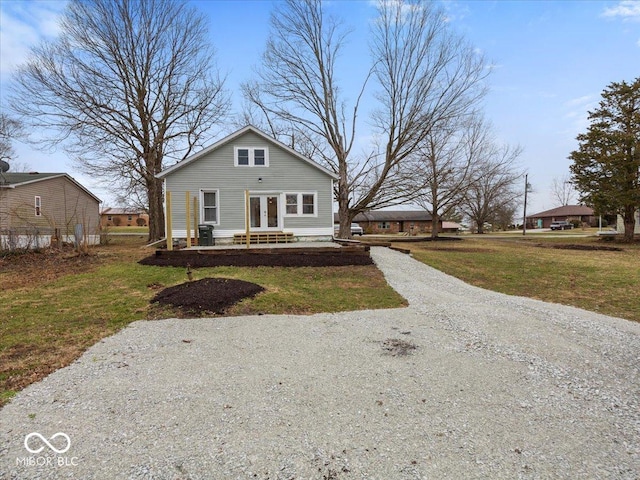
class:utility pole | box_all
[522,173,528,236]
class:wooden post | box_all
[245,189,250,249]
[166,191,173,251]
[193,196,198,246]
[185,191,191,248]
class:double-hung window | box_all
[235,147,269,167]
[285,194,298,214]
[34,196,41,217]
[284,192,316,217]
[201,190,219,224]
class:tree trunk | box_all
[431,211,440,239]
[623,204,636,243]
[337,162,352,239]
[147,176,165,242]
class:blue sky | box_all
[1,0,639,215]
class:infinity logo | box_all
[24,432,71,454]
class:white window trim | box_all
[34,196,41,217]
[234,146,269,167]
[283,192,317,217]
[199,189,220,225]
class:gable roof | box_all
[156,125,338,180]
[0,172,101,203]
[101,207,147,216]
[528,205,594,218]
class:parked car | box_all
[333,223,364,236]
[550,221,573,230]
[350,223,364,236]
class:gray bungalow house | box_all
[157,126,337,245]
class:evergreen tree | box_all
[569,78,640,242]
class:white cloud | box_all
[564,95,593,108]
[0,1,66,76]
[602,0,640,21]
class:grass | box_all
[104,225,150,234]
[0,236,406,406]
[397,235,640,323]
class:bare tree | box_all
[550,174,576,206]
[10,0,229,241]
[411,115,488,238]
[244,0,488,238]
[461,130,523,233]
[0,113,23,164]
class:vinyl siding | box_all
[0,177,100,235]
[164,131,334,238]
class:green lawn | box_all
[0,237,405,405]
[398,235,640,323]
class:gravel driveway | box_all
[1,247,639,479]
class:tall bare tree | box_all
[550,174,576,206]
[10,0,229,241]
[244,0,488,238]
[411,115,489,238]
[462,138,523,234]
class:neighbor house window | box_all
[284,192,316,216]
[378,222,390,229]
[200,190,219,224]
[234,147,269,167]
[34,196,41,217]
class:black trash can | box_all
[198,224,214,246]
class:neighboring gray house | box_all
[0,172,101,249]
[157,126,337,244]
[617,211,640,234]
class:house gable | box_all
[157,125,337,180]
[0,173,101,235]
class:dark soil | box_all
[151,277,265,315]
[139,251,374,268]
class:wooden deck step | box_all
[233,232,295,245]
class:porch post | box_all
[185,191,191,248]
[245,189,250,249]
[166,191,173,251]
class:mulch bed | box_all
[151,277,265,315]
[139,251,374,267]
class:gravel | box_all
[1,246,639,479]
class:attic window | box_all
[234,147,269,167]
[34,196,41,216]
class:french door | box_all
[249,195,280,230]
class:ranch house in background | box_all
[100,207,149,228]
[346,211,448,235]
[157,125,337,245]
[0,172,101,249]
[527,205,597,229]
